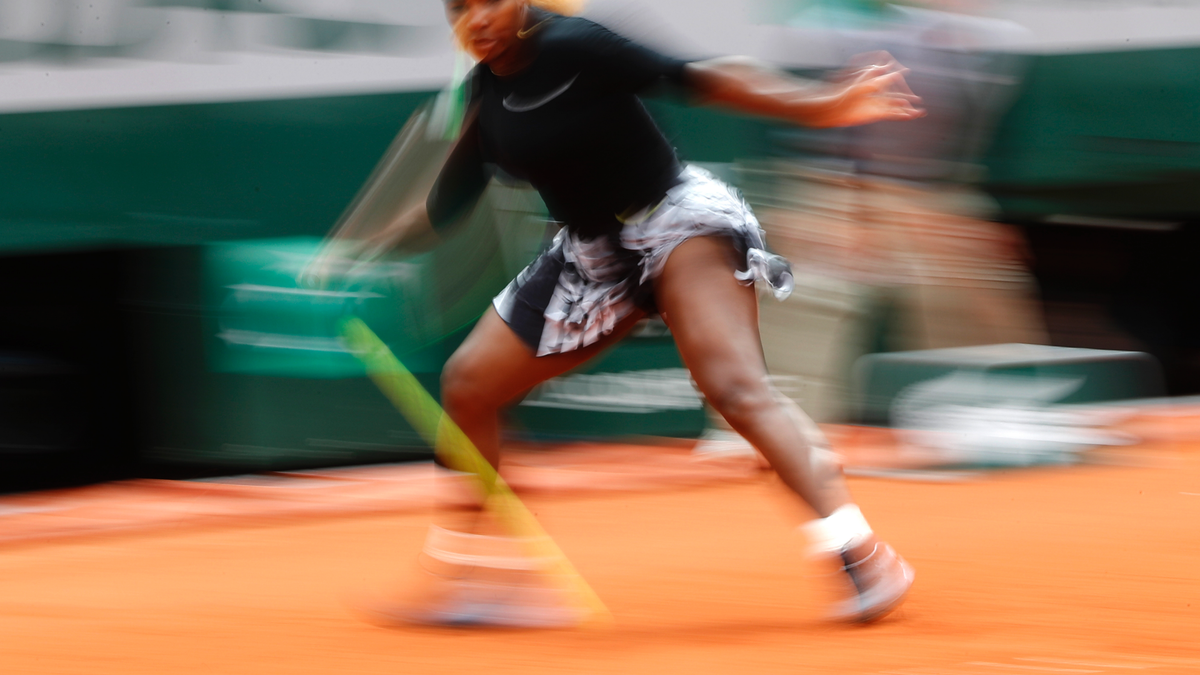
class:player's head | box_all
[444,0,582,63]
[444,0,528,63]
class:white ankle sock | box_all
[800,504,873,555]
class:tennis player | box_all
[341,0,923,627]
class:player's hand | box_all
[299,205,440,289]
[815,53,924,128]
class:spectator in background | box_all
[751,0,1047,423]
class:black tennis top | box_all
[427,12,693,240]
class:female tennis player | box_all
[335,0,923,627]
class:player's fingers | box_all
[832,57,887,83]
[878,94,925,117]
[858,75,922,112]
[843,68,901,99]
[881,67,916,96]
[853,63,894,82]
[877,87,923,109]
[885,105,926,121]
[862,69,910,90]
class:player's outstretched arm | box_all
[297,203,440,290]
[342,106,491,258]
[299,108,489,289]
[684,53,924,128]
[356,203,441,257]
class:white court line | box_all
[968,663,1101,673]
[1181,492,1200,496]
[1017,657,1156,669]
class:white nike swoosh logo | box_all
[502,74,579,112]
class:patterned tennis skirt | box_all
[492,165,795,357]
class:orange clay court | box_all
[0,412,1198,675]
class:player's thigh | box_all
[654,236,770,409]
[442,306,647,410]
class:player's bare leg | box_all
[440,306,646,469]
[655,235,913,623]
[383,307,645,627]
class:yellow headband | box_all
[529,0,585,16]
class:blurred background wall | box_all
[1,0,1198,490]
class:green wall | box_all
[984,46,1200,220]
[0,91,434,253]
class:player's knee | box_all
[705,379,774,428]
[440,354,488,418]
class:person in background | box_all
[752,0,1046,423]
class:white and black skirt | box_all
[492,165,794,356]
